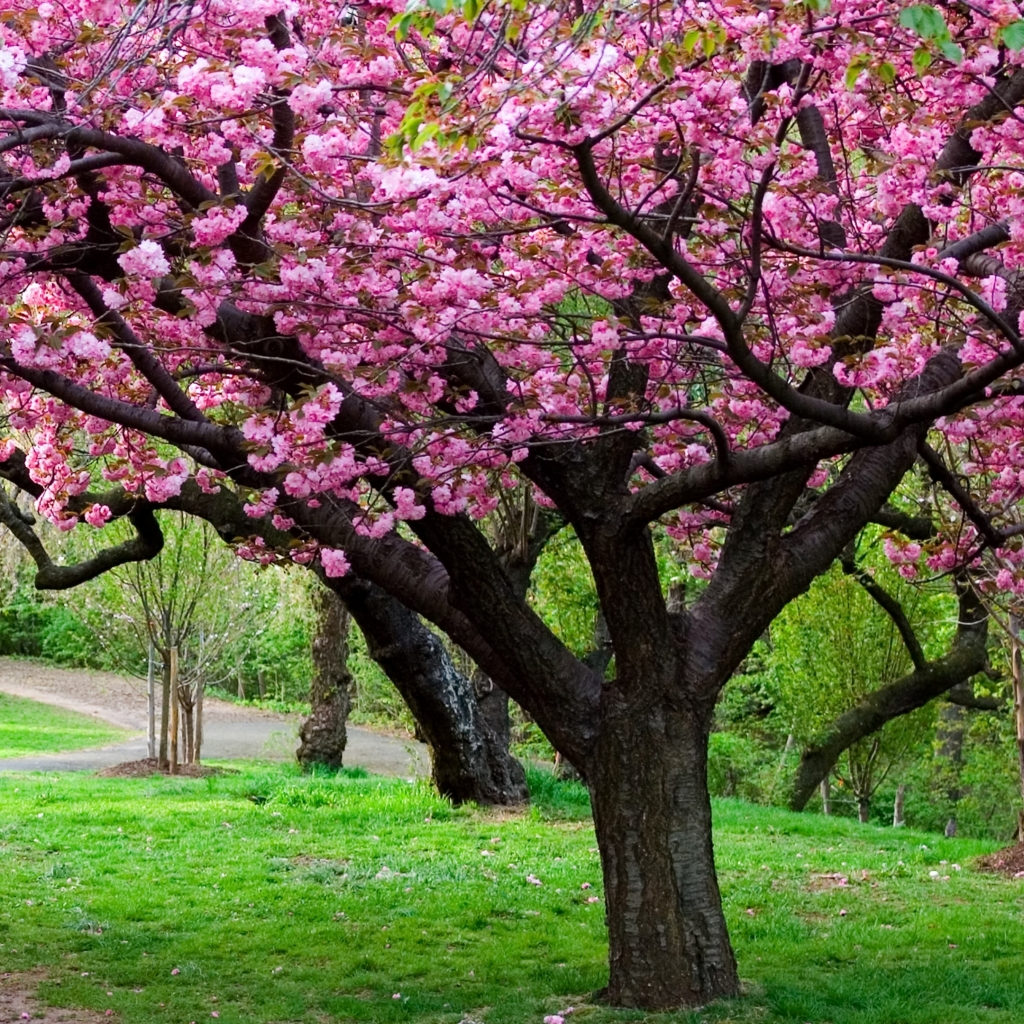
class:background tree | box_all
[767,557,944,822]
[76,511,267,766]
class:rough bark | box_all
[297,587,352,771]
[590,694,738,1009]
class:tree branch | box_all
[67,272,208,423]
[839,550,926,670]
[788,581,987,810]
[0,359,245,458]
[869,505,935,540]
[0,490,164,589]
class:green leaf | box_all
[1002,20,1024,50]
[845,55,869,90]
[411,122,440,150]
[912,46,933,75]
[938,39,963,63]
[878,61,896,85]
[389,11,415,41]
[899,4,947,42]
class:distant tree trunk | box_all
[1011,614,1024,841]
[329,574,528,804]
[181,688,195,764]
[937,687,968,838]
[893,783,906,827]
[147,640,156,760]
[194,679,204,765]
[158,651,171,768]
[169,646,179,775]
[858,797,871,824]
[820,776,831,815]
[297,587,352,771]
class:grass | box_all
[0,692,132,758]
[0,762,1021,1024]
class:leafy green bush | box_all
[707,731,779,804]
[39,605,109,668]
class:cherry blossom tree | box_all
[6,0,1024,1008]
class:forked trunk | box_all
[589,697,739,1009]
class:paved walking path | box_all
[0,658,428,776]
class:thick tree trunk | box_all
[297,587,352,771]
[330,575,528,805]
[589,696,739,1009]
[472,669,514,758]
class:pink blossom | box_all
[320,548,351,578]
[67,330,111,361]
[193,205,247,247]
[84,504,112,528]
[117,240,170,280]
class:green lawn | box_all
[0,692,132,758]
[0,764,1021,1024]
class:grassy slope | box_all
[0,692,132,758]
[0,765,1021,1024]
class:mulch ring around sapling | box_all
[96,758,233,779]
[975,841,1024,878]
